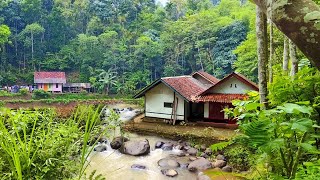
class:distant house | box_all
[34,72,66,93]
[63,83,91,93]
[134,71,258,125]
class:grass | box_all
[0,105,108,179]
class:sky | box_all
[156,0,169,6]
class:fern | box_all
[240,119,270,148]
[210,141,233,152]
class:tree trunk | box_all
[289,40,299,76]
[283,37,289,71]
[269,22,274,83]
[256,6,268,109]
[252,0,320,69]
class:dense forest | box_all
[0,0,268,94]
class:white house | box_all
[134,71,258,125]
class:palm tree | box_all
[98,68,117,95]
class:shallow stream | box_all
[86,133,198,180]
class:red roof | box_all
[162,76,211,101]
[34,72,66,83]
[195,94,248,103]
[193,71,220,84]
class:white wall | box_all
[208,77,255,94]
[145,83,185,120]
[204,102,209,118]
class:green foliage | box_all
[228,94,320,179]
[296,159,320,180]
[18,88,28,95]
[224,144,255,171]
[0,105,109,179]
[32,89,51,99]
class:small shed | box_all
[63,83,91,93]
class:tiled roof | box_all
[162,76,212,101]
[194,71,220,84]
[195,94,248,103]
[34,72,66,83]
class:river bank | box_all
[123,115,238,146]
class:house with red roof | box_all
[134,71,258,125]
[34,72,66,93]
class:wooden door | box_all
[44,84,48,91]
[209,102,224,120]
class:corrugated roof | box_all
[34,72,66,83]
[162,76,212,101]
[195,94,248,103]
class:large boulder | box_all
[187,148,198,156]
[94,144,107,152]
[213,160,227,168]
[188,157,212,172]
[161,169,178,177]
[158,158,180,168]
[110,136,129,150]
[120,139,150,156]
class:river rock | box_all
[204,148,212,156]
[158,158,180,168]
[188,157,212,172]
[176,157,190,168]
[189,156,197,161]
[110,136,129,150]
[162,143,173,151]
[213,160,227,168]
[200,153,209,159]
[183,145,191,151]
[155,141,164,149]
[120,139,150,156]
[161,169,178,177]
[94,144,107,152]
[200,144,206,151]
[197,172,211,180]
[216,154,226,161]
[131,164,146,170]
[222,165,232,172]
[187,148,198,156]
[174,144,183,150]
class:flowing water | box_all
[86,105,198,180]
[86,133,198,180]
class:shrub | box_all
[19,88,28,95]
[32,89,51,99]
[224,144,254,171]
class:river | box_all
[86,133,198,180]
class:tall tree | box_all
[268,22,274,83]
[0,24,11,72]
[282,36,289,71]
[19,23,45,70]
[289,40,298,76]
[256,5,268,109]
[252,0,320,69]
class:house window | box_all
[235,84,237,88]
[56,83,59,88]
[164,102,173,108]
[230,84,232,88]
